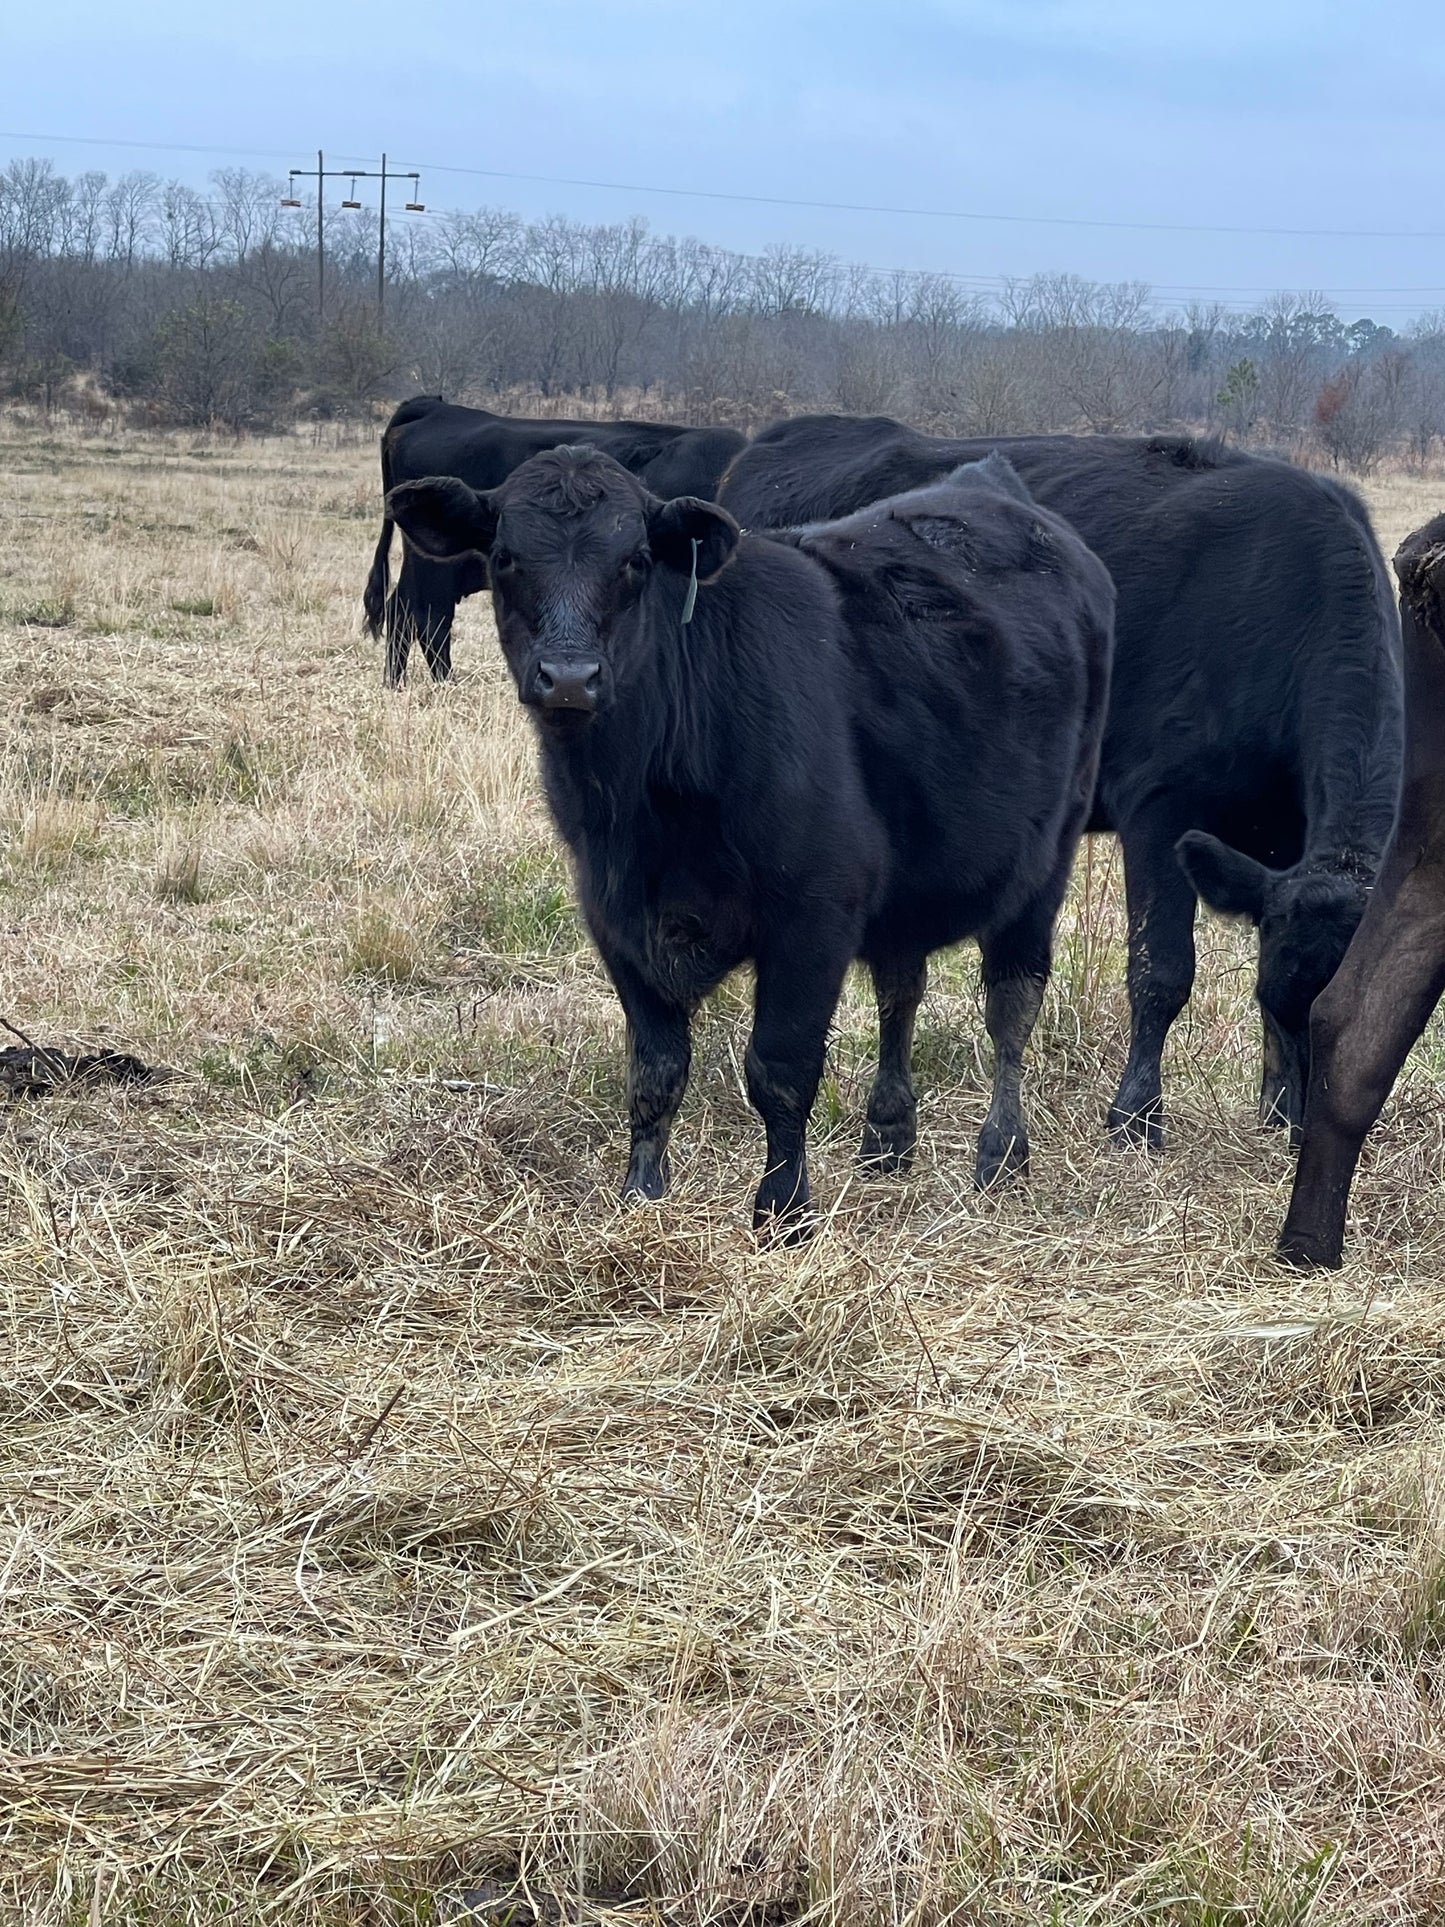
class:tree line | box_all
[3,155,1443,471]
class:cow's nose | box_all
[534,659,602,712]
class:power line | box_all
[5,128,1445,317]
[123,197,1445,308]
[6,123,1445,243]
[397,159,1445,244]
[0,127,374,168]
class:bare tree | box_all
[213,168,289,266]
[1245,292,1343,437]
[1314,351,1409,473]
[0,158,69,304]
[1,151,1441,470]
[517,215,586,396]
[158,183,220,272]
[103,172,158,273]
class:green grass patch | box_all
[4,595,76,628]
[450,848,583,961]
[94,737,281,815]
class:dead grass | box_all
[3,415,1445,1924]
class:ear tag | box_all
[680,537,700,626]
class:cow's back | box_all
[725,416,1399,859]
[387,409,738,503]
[637,427,748,502]
[993,437,1399,852]
[786,462,1114,953]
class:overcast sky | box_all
[5,0,1443,322]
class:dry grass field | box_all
[3,418,1445,1926]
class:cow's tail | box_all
[362,427,399,639]
[362,514,393,639]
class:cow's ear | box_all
[1395,527,1445,626]
[646,496,740,582]
[387,476,499,559]
[1176,831,1270,923]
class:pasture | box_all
[3,418,1445,1925]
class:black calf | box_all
[388,446,1113,1234]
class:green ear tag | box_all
[680,537,700,626]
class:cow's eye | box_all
[624,549,651,576]
[491,548,516,576]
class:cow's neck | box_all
[537,690,712,836]
[1302,773,1401,878]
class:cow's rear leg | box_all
[1107,819,1197,1150]
[1280,845,1445,1268]
[418,610,455,683]
[383,611,413,689]
[860,953,927,1173]
[386,550,455,688]
[747,920,855,1241]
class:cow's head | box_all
[1176,832,1368,1134]
[387,446,739,728]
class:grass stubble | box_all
[2,418,1445,1925]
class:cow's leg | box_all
[417,600,455,682]
[1107,817,1198,1150]
[746,922,855,1240]
[598,949,694,1203]
[1280,847,1445,1269]
[383,610,412,690]
[383,546,419,688]
[1259,1012,1291,1129]
[860,953,928,1173]
[974,880,1065,1188]
[411,554,457,683]
[386,550,456,688]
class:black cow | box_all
[721,414,1402,1148]
[387,446,1113,1236]
[362,396,745,687]
[1280,517,1445,1268]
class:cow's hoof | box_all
[754,1208,815,1248]
[975,1126,1029,1189]
[621,1165,668,1205]
[859,1118,915,1175]
[752,1172,812,1245]
[1277,1230,1343,1272]
[1107,1104,1164,1152]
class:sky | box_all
[4,0,1444,323]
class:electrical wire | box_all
[4,126,1445,317]
[5,123,1445,242]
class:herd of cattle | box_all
[363,394,1445,1266]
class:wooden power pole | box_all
[283,153,424,331]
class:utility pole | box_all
[378,153,387,327]
[282,154,423,331]
[316,148,324,323]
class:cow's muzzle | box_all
[528,658,603,714]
